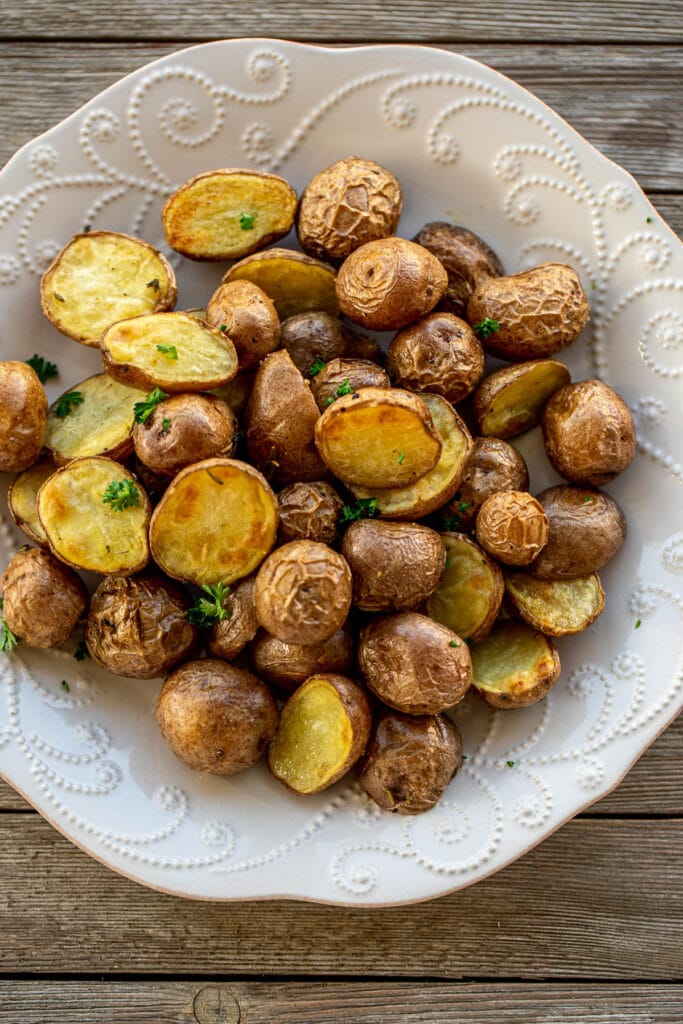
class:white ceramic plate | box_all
[0,39,681,905]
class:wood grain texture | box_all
[0,816,680,977]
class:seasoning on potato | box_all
[250,623,354,693]
[133,393,238,478]
[387,312,485,404]
[204,280,280,373]
[475,490,549,567]
[0,361,48,473]
[223,248,340,319]
[504,572,605,636]
[441,437,529,532]
[530,485,627,579]
[7,456,56,546]
[45,373,145,466]
[413,222,504,318]
[0,547,87,649]
[277,481,343,545]
[206,576,260,661]
[426,533,504,643]
[471,359,571,440]
[310,357,390,412]
[470,620,561,708]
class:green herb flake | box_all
[646,216,653,224]
[74,640,89,662]
[465,638,475,648]
[156,344,178,360]
[506,760,515,768]
[133,387,168,424]
[472,317,500,340]
[444,557,451,570]
[336,379,353,398]
[584,495,593,503]
[102,479,141,512]
[442,514,462,532]
[1,615,18,653]
[160,417,171,435]
[83,224,91,233]
[338,497,379,526]
[26,354,59,384]
[61,680,70,693]
[591,281,597,291]
[239,213,255,231]
[397,451,406,465]
[449,639,460,647]
[635,619,642,629]
[146,278,160,291]
[186,583,231,628]
[308,357,326,377]
[53,291,66,303]
[55,391,84,418]
[461,754,468,761]
[219,324,228,333]
[458,501,472,512]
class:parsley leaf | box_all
[458,501,473,512]
[54,391,84,418]
[338,497,379,526]
[146,278,160,291]
[635,619,642,629]
[442,513,462,532]
[336,379,353,397]
[133,388,168,424]
[186,583,231,628]
[506,760,515,768]
[61,680,70,693]
[26,354,59,384]
[239,213,255,230]
[102,479,141,511]
[472,317,500,340]
[156,344,178,360]
[308,357,326,377]
[160,417,171,435]
[397,451,406,464]
[1,617,18,653]
[74,640,89,662]
[449,639,460,647]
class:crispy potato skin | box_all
[133,393,237,478]
[223,248,339,319]
[426,532,504,644]
[542,380,636,486]
[413,222,504,318]
[297,157,403,263]
[280,311,356,374]
[357,711,462,814]
[0,362,47,473]
[531,485,627,579]
[471,620,561,709]
[277,481,343,545]
[467,263,589,361]
[475,490,549,567]
[358,611,471,715]
[387,312,485,403]
[86,573,198,678]
[341,520,446,612]
[8,456,55,545]
[206,576,259,661]
[310,358,390,412]
[336,237,448,331]
[205,280,280,373]
[472,359,571,440]
[250,623,354,692]
[442,438,529,531]
[254,540,352,645]
[156,659,279,775]
[1,547,87,648]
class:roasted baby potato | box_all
[250,623,354,692]
[40,231,176,347]
[505,571,605,636]
[279,310,382,376]
[341,520,445,612]
[223,248,339,319]
[277,480,343,545]
[310,358,390,412]
[358,611,471,715]
[531,485,627,579]
[475,491,549,567]
[133,393,237,478]
[8,456,56,545]
[268,673,371,794]
[426,533,504,643]
[357,711,463,815]
[0,547,87,648]
[100,311,238,393]
[297,156,402,263]
[45,373,145,466]
[36,457,151,576]
[210,371,255,416]
[204,280,280,373]
[542,379,636,486]
[472,359,571,439]
[387,312,485,403]
[467,263,590,361]
[413,222,504,318]
[206,576,259,661]
[0,361,47,473]
[149,457,278,587]
[86,572,198,677]
[253,540,352,645]
[162,168,297,260]
[471,620,561,708]
[336,237,448,331]
[314,387,442,489]
[156,659,279,775]
[441,437,529,531]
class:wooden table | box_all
[1,4,682,1021]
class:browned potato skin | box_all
[475,491,549,567]
[279,311,383,375]
[85,573,198,678]
[467,263,590,361]
[131,455,169,501]
[542,380,636,486]
[357,711,463,815]
[254,540,352,645]
[8,456,56,545]
[156,659,278,775]
[133,393,237,478]
[358,611,471,715]
[387,312,485,403]
[277,481,343,545]
[531,485,627,579]
[1,547,87,648]
[311,358,390,411]
[413,222,504,318]
[250,623,354,692]
[206,576,259,661]
[205,280,280,373]
[441,437,529,531]
[0,362,47,473]
[297,157,403,263]
[341,520,446,612]
[471,359,571,439]
[336,237,449,331]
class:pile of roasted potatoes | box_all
[0,156,636,815]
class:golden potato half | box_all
[8,456,56,545]
[426,532,504,643]
[471,620,561,709]
[45,373,145,465]
[472,359,571,439]
[149,458,278,587]
[162,168,297,260]
[504,572,605,636]
[36,456,151,575]
[223,248,339,319]
[40,231,176,347]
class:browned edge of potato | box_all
[7,456,56,545]
[472,359,571,439]
[222,248,339,319]
[470,619,561,708]
[504,571,605,636]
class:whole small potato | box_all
[206,576,259,660]
[440,438,529,531]
[1,547,87,648]
[0,361,48,473]
[86,572,198,678]
[341,520,446,612]
[413,222,504,318]
[310,357,390,411]
[531,484,627,579]
[475,490,549,566]
[358,711,463,814]
[204,279,280,372]
[387,312,485,403]
[133,393,238,478]
[277,480,343,544]
[542,380,636,486]
[250,623,354,692]
[156,660,278,775]
[279,311,381,375]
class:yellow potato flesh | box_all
[505,573,604,636]
[226,256,339,319]
[481,362,570,437]
[9,458,55,543]
[426,535,501,639]
[471,621,556,696]
[45,374,144,462]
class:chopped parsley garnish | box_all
[83,224,91,233]
[473,317,500,339]
[133,387,168,424]
[146,278,161,291]
[74,640,89,662]
[461,754,468,761]
[186,583,231,628]
[397,451,406,464]
[506,760,515,768]
[102,479,141,511]
[635,619,642,629]
[308,357,326,377]
[61,680,70,693]
[338,497,379,525]
[459,501,472,512]
[445,557,451,569]
[53,291,66,303]
[26,354,59,383]
[156,344,178,360]
[54,391,84,418]
[336,379,353,397]
[160,417,171,435]
[584,495,593,503]
[449,639,460,647]
[239,213,255,230]
[646,216,653,224]
[0,605,18,653]
[219,324,228,333]
[442,513,462,532]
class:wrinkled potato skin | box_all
[413,222,504,318]
[358,711,462,814]
[442,438,529,530]
[336,237,448,331]
[277,481,343,545]
[358,611,471,715]
[341,520,446,612]
[531,485,627,579]
[387,312,485,403]
[475,491,549,567]
[156,659,278,775]
[0,362,48,473]
[279,311,382,375]
[297,157,403,263]
[1,547,87,648]
[311,358,390,411]
[86,573,198,678]
[205,280,280,373]
[133,393,237,478]
[467,263,590,361]
[206,576,259,661]
[542,380,636,486]
[250,623,354,692]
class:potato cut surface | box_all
[223,248,339,319]
[8,456,55,544]
[474,359,571,439]
[45,373,145,464]
[426,533,503,642]
[471,620,560,706]
[504,572,605,636]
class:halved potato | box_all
[162,168,297,260]
[36,456,151,575]
[8,456,56,545]
[471,620,561,708]
[149,457,278,587]
[222,248,339,319]
[472,359,571,439]
[268,673,371,794]
[40,231,176,347]
[45,373,145,466]
[504,572,605,636]
[426,533,504,643]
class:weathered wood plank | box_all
[0,817,680,976]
